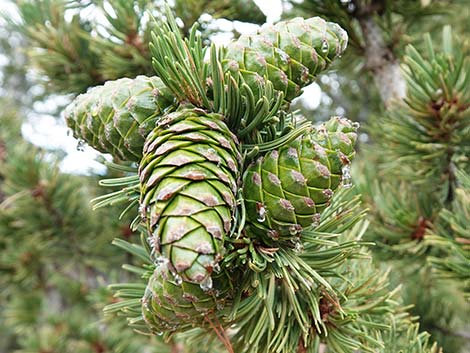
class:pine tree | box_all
[282,1,470,351]
[2,1,469,353]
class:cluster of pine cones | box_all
[64,16,357,335]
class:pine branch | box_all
[150,5,210,107]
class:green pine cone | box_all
[142,265,232,333]
[65,75,176,162]
[221,17,348,102]
[139,108,241,284]
[243,117,357,239]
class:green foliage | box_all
[428,171,470,300]
[286,0,446,53]
[0,103,162,352]
[13,0,103,94]
[12,0,267,95]
[4,0,470,352]
[374,28,470,190]
[356,26,470,352]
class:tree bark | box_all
[0,139,5,203]
[358,17,407,106]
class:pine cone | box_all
[221,17,348,102]
[142,265,232,333]
[243,117,357,240]
[65,76,176,161]
[139,108,242,284]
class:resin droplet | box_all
[300,66,310,83]
[76,139,85,152]
[147,226,160,251]
[289,224,302,236]
[200,276,213,291]
[267,229,280,240]
[341,165,353,188]
[139,204,149,222]
[293,237,304,253]
[321,40,329,53]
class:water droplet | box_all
[257,205,266,223]
[200,276,213,291]
[347,3,355,12]
[321,40,329,54]
[275,48,290,65]
[155,256,169,268]
[341,165,352,188]
[173,274,183,285]
[352,121,361,129]
[76,139,85,151]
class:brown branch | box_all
[297,338,307,353]
[444,149,456,206]
[411,216,428,241]
[429,323,470,341]
[204,314,234,353]
[170,342,185,353]
[0,139,6,203]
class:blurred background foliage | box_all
[0,0,469,352]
